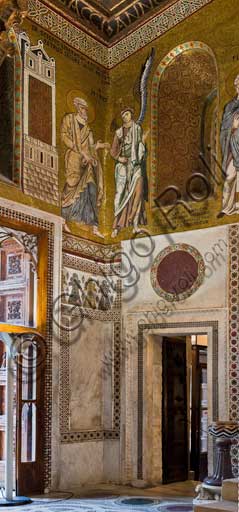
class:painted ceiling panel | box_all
[53,0,176,42]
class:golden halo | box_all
[66,90,95,124]
[225,68,239,98]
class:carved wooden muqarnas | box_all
[0,0,28,63]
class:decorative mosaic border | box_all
[60,249,121,443]
[150,41,217,206]
[150,243,205,302]
[0,205,54,489]
[62,233,120,262]
[63,252,121,276]
[8,29,22,187]
[28,0,214,68]
[228,224,239,475]
[137,321,219,479]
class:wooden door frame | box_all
[0,216,49,493]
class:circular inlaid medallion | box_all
[151,244,205,302]
[117,497,159,507]
[121,498,155,505]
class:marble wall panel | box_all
[59,442,104,488]
[69,318,114,430]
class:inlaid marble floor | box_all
[0,482,196,511]
[0,496,194,511]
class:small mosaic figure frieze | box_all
[62,267,117,311]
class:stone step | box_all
[222,478,238,503]
[194,501,237,512]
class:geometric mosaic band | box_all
[228,224,239,476]
[28,0,214,68]
[62,233,120,262]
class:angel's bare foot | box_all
[93,226,104,238]
[133,225,140,234]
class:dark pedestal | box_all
[204,437,234,487]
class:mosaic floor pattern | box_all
[0,495,194,511]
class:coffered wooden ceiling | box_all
[51,0,176,43]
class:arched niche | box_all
[0,29,21,186]
[151,42,218,207]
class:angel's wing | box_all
[137,47,155,125]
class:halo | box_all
[66,90,95,124]
[225,68,239,98]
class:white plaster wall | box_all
[120,224,230,485]
[121,225,228,312]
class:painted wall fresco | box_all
[0,0,239,242]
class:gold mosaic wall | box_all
[0,0,238,243]
[104,0,239,242]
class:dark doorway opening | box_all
[162,336,188,484]
[162,335,208,484]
